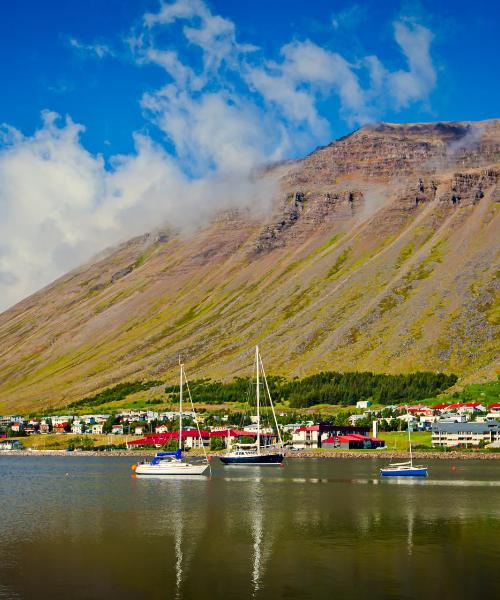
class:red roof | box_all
[209,429,260,437]
[489,403,500,409]
[434,402,483,410]
[294,425,320,433]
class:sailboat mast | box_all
[179,361,183,452]
[407,411,412,466]
[256,345,260,455]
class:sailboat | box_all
[380,417,428,477]
[219,345,284,466]
[133,361,210,476]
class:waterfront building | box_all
[431,421,500,447]
[292,423,371,449]
[0,439,24,451]
[322,434,385,450]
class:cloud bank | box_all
[0,0,437,311]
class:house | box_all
[431,420,500,447]
[52,416,75,426]
[111,425,124,435]
[155,424,170,434]
[356,400,372,409]
[134,426,145,435]
[0,439,25,451]
[71,421,85,435]
[433,402,486,414]
[39,419,51,434]
[348,414,367,425]
[489,403,500,413]
[322,434,385,450]
[10,422,25,433]
[292,423,371,449]
[91,423,104,435]
[398,405,434,416]
[54,423,69,434]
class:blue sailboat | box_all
[380,420,428,477]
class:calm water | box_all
[0,456,499,599]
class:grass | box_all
[11,434,134,450]
[378,431,432,451]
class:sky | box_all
[0,0,498,311]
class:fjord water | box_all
[0,457,499,599]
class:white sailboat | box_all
[219,345,284,466]
[133,361,210,476]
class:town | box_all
[2,399,499,452]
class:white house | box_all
[111,425,124,435]
[356,400,372,409]
[155,424,170,434]
[71,421,85,435]
[91,423,104,435]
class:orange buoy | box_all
[131,463,137,472]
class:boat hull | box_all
[380,468,428,477]
[135,462,209,476]
[219,453,284,465]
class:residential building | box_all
[431,421,500,447]
[39,420,51,434]
[155,424,170,434]
[71,421,85,435]
[292,423,371,449]
[111,425,124,435]
[91,423,104,435]
[322,434,385,450]
[52,416,75,426]
[0,439,24,451]
[356,400,372,409]
[348,414,368,425]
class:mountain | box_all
[1,120,499,412]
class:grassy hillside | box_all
[0,120,499,412]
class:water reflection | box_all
[0,457,499,599]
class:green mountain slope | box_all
[0,120,499,411]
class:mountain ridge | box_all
[1,119,499,411]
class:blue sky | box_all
[0,0,498,310]
[1,0,498,159]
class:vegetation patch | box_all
[327,247,351,279]
[68,380,163,409]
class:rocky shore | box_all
[2,449,499,459]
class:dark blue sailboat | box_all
[219,346,284,466]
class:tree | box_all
[210,436,225,451]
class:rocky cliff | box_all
[0,120,499,411]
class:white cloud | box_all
[69,37,114,59]
[0,2,438,311]
[245,18,436,129]
[0,112,275,311]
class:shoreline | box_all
[1,450,499,460]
